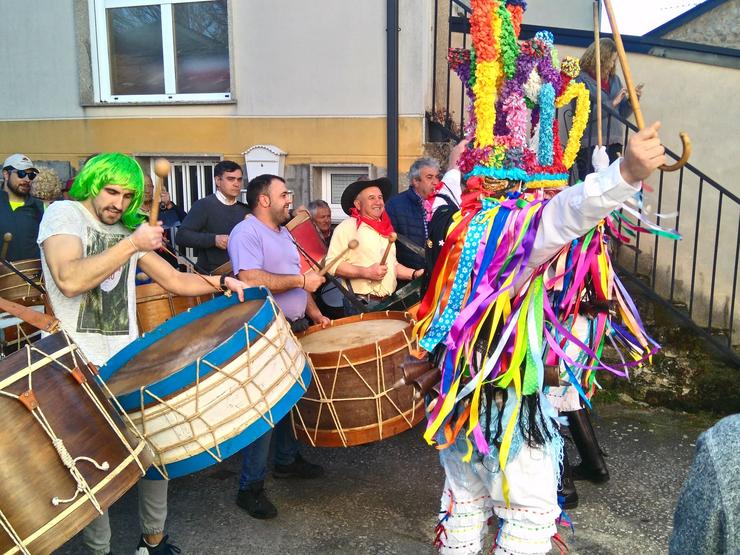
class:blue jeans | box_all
[239,415,299,489]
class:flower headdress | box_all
[449,0,589,189]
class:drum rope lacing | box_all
[130,297,306,479]
[0,332,147,515]
[0,510,31,555]
[295,312,421,447]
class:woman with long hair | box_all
[575,38,643,179]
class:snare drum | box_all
[293,311,424,447]
[135,282,213,334]
[99,287,312,479]
[0,331,152,555]
[287,210,327,273]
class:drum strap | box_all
[291,238,367,313]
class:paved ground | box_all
[55,403,715,555]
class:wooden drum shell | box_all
[135,282,212,334]
[0,332,151,555]
[0,259,44,307]
[293,311,424,447]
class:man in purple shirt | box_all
[228,173,328,520]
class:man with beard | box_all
[227,173,327,519]
[38,153,249,555]
[175,160,249,273]
[0,154,44,261]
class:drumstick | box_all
[379,232,397,266]
[319,240,359,276]
[149,158,170,226]
[1,232,12,260]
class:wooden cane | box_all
[319,240,359,276]
[1,233,12,260]
[602,0,691,171]
[149,158,171,225]
[379,232,397,266]
[593,1,603,148]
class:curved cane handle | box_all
[659,132,692,172]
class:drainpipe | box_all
[386,0,399,194]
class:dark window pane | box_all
[107,6,165,95]
[331,174,364,204]
[174,1,230,94]
[203,165,215,195]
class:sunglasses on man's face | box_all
[11,169,38,180]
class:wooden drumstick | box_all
[379,232,397,266]
[1,232,12,260]
[149,158,170,226]
[319,239,359,276]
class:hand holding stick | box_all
[602,0,691,171]
[319,240,359,276]
[1,233,12,260]
[379,232,397,266]
[150,158,170,225]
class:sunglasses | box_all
[11,169,38,180]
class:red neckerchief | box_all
[350,208,395,237]
[423,182,445,222]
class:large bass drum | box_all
[99,288,312,479]
[293,311,424,447]
[0,331,152,555]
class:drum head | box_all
[106,299,262,397]
[300,318,408,354]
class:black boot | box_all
[558,447,579,509]
[236,481,278,519]
[566,408,609,483]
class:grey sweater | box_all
[669,414,739,555]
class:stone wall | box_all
[663,1,740,49]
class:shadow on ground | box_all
[55,403,715,554]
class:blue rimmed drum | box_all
[98,287,311,480]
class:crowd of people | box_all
[0,28,734,555]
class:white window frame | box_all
[89,0,232,103]
[319,165,373,223]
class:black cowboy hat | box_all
[340,177,392,215]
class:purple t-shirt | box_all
[228,216,307,321]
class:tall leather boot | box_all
[558,446,579,509]
[566,408,610,483]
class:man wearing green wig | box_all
[38,152,250,555]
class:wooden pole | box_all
[593,1,603,147]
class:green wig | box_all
[69,152,145,230]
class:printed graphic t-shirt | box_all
[38,200,144,366]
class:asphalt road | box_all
[54,403,713,555]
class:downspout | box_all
[386,0,399,194]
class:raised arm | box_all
[42,222,163,298]
[528,122,665,268]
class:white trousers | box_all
[437,439,561,555]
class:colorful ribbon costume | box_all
[417,2,678,553]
